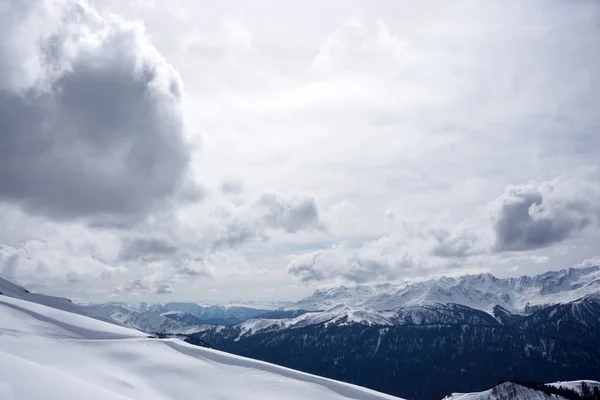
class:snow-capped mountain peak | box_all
[286,265,600,314]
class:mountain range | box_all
[2,264,599,399]
[283,265,600,313]
[73,265,600,337]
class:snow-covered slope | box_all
[0,277,125,327]
[546,380,600,394]
[0,289,403,400]
[0,277,90,316]
[285,265,600,313]
[445,380,600,400]
[444,382,565,400]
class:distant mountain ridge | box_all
[283,265,600,313]
[82,301,273,334]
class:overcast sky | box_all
[1,0,599,303]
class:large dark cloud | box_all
[0,0,192,221]
[489,180,600,252]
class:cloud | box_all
[287,237,426,284]
[119,237,178,262]
[575,256,600,269]
[531,255,549,264]
[223,21,253,52]
[489,178,600,252]
[286,175,600,285]
[0,0,194,221]
[113,278,174,296]
[0,230,123,294]
[3,0,600,300]
[212,191,324,250]
[0,187,324,298]
[430,227,481,258]
[221,178,243,195]
[155,285,174,295]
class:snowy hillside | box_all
[444,382,566,400]
[285,265,600,313]
[546,380,600,395]
[0,277,90,316]
[0,287,403,400]
[445,381,600,400]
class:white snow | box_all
[445,380,600,400]
[546,380,600,394]
[0,277,91,316]
[234,304,397,338]
[445,382,565,400]
[0,291,403,400]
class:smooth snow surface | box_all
[0,294,402,400]
[0,277,89,316]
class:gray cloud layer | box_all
[489,179,600,252]
[287,176,600,284]
[212,191,323,250]
[119,237,178,262]
[287,237,423,284]
[0,0,192,221]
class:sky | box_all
[0,0,599,303]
